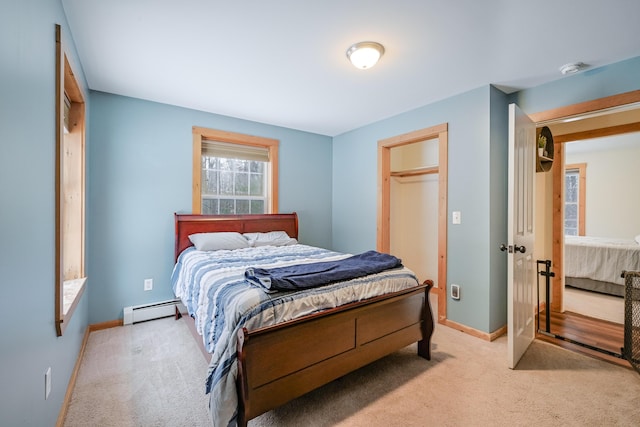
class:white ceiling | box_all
[61,0,640,137]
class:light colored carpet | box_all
[64,316,210,426]
[64,304,640,427]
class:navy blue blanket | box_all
[244,250,402,291]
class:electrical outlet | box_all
[451,284,461,300]
[144,278,153,291]
[45,367,51,400]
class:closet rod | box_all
[390,165,438,178]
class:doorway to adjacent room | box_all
[531,90,640,367]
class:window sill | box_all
[57,277,87,336]
[64,277,86,315]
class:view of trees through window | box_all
[192,126,278,215]
[201,157,267,214]
[564,169,579,236]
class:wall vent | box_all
[123,299,180,325]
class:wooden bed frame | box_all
[174,212,434,427]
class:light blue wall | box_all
[0,1,90,425]
[88,92,333,323]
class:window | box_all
[192,127,279,214]
[55,25,86,336]
[564,163,586,236]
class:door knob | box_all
[500,244,525,253]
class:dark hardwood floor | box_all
[536,309,631,369]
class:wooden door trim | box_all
[529,90,640,123]
[378,123,448,323]
[530,90,640,312]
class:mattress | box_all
[565,235,640,296]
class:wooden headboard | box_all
[174,213,299,260]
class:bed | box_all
[565,235,640,297]
[172,212,434,427]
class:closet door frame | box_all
[377,123,448,323]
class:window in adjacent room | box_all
[564,163,586,236]
[55,25,87,336]
[192,127,279,214]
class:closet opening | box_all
[377,123,448,324]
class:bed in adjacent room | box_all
[564,235,640,297]
[171,212,434,427]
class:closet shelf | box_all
[390,165,438,177]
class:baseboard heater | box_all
[123,299,180,325]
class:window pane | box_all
[250,161,264,173]
[565,173,578,203]
[202,198,218,214]
[235,159,249,172]
[250,173,264,196]
[202,156,218,170]
[219,199,235,214]
[564,168,582,236]
[202,170,218,195]
[236,200,250,214]
[219,171,234,195]
[235,172,249,195]
[251,200,265,214]
[219,158,232,171]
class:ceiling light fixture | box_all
[346,41,385,70]
[559,62,587,75]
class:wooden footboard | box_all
[236,280,434,426]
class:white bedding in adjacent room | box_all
[565,235,640,287]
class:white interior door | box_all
[506,104,536,369]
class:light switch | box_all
[452,211,461,224]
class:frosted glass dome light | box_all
[346,42,385,70]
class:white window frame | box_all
[201,156,268,215]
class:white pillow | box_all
[243,231,298,247]
[188,232,250,251]
[635,234,640,245]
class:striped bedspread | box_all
[171,243,420,426]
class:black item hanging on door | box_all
[623,271,640,373]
